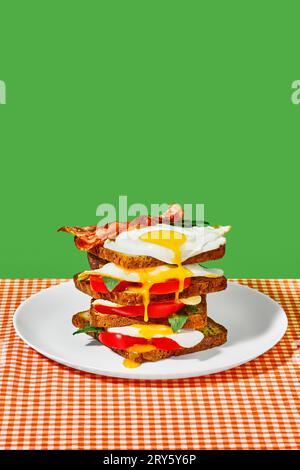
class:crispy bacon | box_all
[58,203,184,251]
[160,203,183,222]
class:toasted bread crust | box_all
[88,244,225,270]
[74,274,227,304]
[87,252,107,270]
[72,310,90,329]
[90,297,207,329]
[90,311,207,329]
[112,318,227,363]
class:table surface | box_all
[0,278,299,450]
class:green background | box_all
[0,1,299,279]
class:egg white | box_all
[103,223,230,264]
[86,262,223,283]
[92,296,202,308]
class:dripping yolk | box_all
[99,230,192,324]
[123,358,140,368]
[137,230,191,320]
[129,263,192,322]
[123,343,157,368]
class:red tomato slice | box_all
[90,275,191,295]
[93,301,184,318]
[149,277,191,294]
[151,337,183,350]
[98,331,147,349]
[90,275,108,293]
[98,331,182,351]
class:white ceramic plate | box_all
[13,281,287,380]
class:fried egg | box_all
[86,262,224,283]
[103,223,231,264]
[92,296,203,308]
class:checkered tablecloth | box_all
[0,279,299,450]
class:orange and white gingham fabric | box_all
[0,278,299,450]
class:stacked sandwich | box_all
[60,204,230,368]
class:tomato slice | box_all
[98,331,182,351]
[151,337,183,350]
[98,331,147,349]
[90,275,191,295]
[150,277,191,294]
[90,275,109,293]
[93,301,184,318]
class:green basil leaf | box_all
[73,326,104,335]
[168,314,188,333]
[102,276,121,292]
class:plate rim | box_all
[13,280,288,380]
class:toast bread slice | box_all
[72,310,93,328]
[72,310,90,328]
[90,297,207,329]
[112,318,227,362]
[72,299,207,330]
[88,244,225,270]
[72,312,227,363]
[74,273,227,304]
[87,252,107,270]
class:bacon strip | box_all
[58,203,184,251]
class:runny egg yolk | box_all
[123,358,141,368]
[123,343,157,368]
[129,264,191,322]
[137,230,191,320]
[95,230,192,325]
[123,326,170,368]
[139,229,186,266]
[130,323,173,339]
